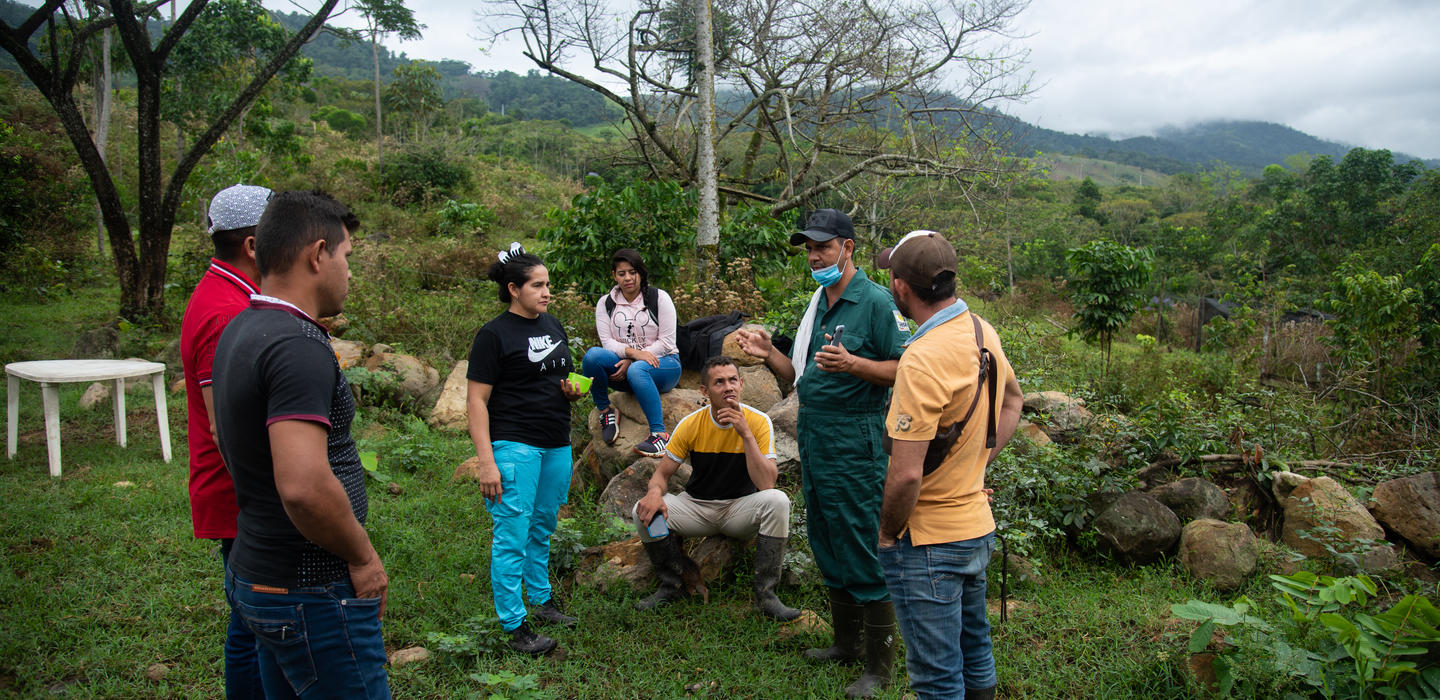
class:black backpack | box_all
[603,286,660,325]
[675,311,748,371]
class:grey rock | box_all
[78,382,110,410]
[768,392,799,439]
[388,646,429,667]
[1270,470,1308,502]
[157,338,182,372]
[331,338,368,369]
[427,361,469,431]
[1179,518,1259,591]
[599,458,692,521]
[587,407,655,476]
[738,364,781,412]
[1021,391,1085,413]
[1281,476,1397,573]
[723,324,768,367]
[72,325,118,358]
[774,430,800,477]
[363,352,440,401]
[1090,490,1181,565]
[1151,477,1230,523]
[610,387,709,434]
[1369,472,1440,559]
[1021,391,1092,443]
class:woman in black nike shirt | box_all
[466,243,584,655]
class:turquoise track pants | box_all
[485,440,572,631]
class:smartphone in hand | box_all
[647,512,669,539]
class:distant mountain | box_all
[5,0,1432,174]
[1007,119,1439,173]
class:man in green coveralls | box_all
[737,209,909,698]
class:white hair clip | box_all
[498,241,525,265]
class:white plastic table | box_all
[6,359,172,477]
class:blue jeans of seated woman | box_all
[486,440,572,631]
[581,347,682,434]
[879,531,996,699]
[225,570,389,699]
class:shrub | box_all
[988,442,1132,557]
[1066,239,1154,372]
[436,199,496,238]
[1172,571,1440,698]
[537,178,792,296]
[311,105,368,139]
[381,145,471,205]
[1323,263,1417,401]
[0,81,94,290]
[537,178,696,292]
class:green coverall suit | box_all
[794,267,909,603]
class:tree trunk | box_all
[372,33,383,171]
[694,0,719,281]
[93,25,112,254]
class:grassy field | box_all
[4,287,1432,699]
[0,290,1234,700]
[0,398,1225,699]
[1035,154,1170,188]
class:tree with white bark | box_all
[481,0,1034,224]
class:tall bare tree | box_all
[482,0,1033,219]
[694,0,719,267]
[0,0,339,320]
[352,0,422,171]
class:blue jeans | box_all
[224,570,390,699]
[219,539,264,699]
[581,347,682,434]
[487,440,572,631]
[879,531,996,699]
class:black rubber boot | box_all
[635,536,687,610]
[532,595,578,628]
[752,535,801,621]
[844,600,896,698]
[803,588,863,663]
[966,686,997,700]
[507,622,557,656]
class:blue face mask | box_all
[811,262,843,287]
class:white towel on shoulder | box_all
[789,288,825,385]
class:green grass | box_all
[3,283,1421,699]
[0,371,1228,698]
[1035,153,1171,187]
[0,285,120,365]
[0,382,1242,698]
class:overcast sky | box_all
[324,0,1440,158]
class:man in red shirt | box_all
[180,183,269,698]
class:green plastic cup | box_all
[567,372,593,392]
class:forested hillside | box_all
[1011,119,1440,174]
[1,2,1438,696]
[267,10,617,126]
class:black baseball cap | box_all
[790,208,855,245]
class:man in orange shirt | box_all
[876,231,1023,700]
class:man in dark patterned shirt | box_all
[213,190,389,698]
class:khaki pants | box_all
[632,489,790,542]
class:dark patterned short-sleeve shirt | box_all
[213,296,366,587]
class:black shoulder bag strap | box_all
[883,313,1000,474]
[918,314,997,474]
